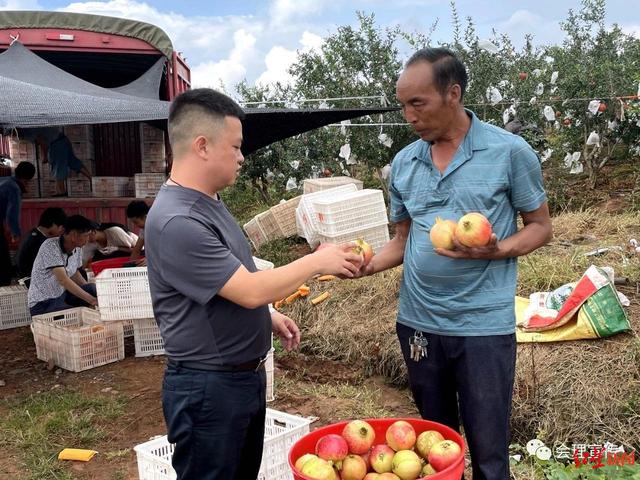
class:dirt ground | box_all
[0,326,418,480]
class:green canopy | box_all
[0,10,173,58]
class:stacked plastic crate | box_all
[31,307,125,372]
[295,183,361,248]
[95,267,164,357]
[312,189,390,253]
[0,285,31,330]
[302,176,363,194]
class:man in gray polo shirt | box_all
[145,88,362,480]
[28,214,97,316]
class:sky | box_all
[0,0,637,95]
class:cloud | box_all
[495,9,564,46]
[0,0,41,8]
[619,24,640,38]
[268,0,329,27]
[191,29,257,90]
[255,31,324,88]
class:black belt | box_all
[167,356,267,373]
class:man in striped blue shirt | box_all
[360,48,552,479]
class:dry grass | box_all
[278,210,640,450]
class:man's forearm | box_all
[60,276,94,303]
[497,221,552,259]
[369,236,406,274]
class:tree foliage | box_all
[236,0,640,204]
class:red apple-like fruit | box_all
[518,71,528,80]
[342,420,376,454]
[427,440,462,472]
[370,444,395,473]
[455,212,493,247]
[429,217,457,250]
[363,474,380,480]
[598,102,607,112]
[385,420,416,451]
[352,238,374,265]
[317,434,349,463]
[341,454,368,480]
[391,450,422,480]
[415,430,445,459]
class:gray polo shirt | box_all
[28,236,83,307]
[145,184,271,365]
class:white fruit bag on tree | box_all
[535,83,544,96]
[286,177,298,191]
[586,131,600,147]
[540,148,553,163]
[486,86,502,105]
[338,143,351,161]
[550,71,559,84]
[378,133,393,148]
[543,105,555,122]
[478,39,499,53]
[587,100,601,115]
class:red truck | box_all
[0,10,190,237]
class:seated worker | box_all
[28,215,98,316]
[83,222,139,267]
[126,200,149,266]
[16,207,67,278]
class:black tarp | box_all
[0,42,397,155]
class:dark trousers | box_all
[396,323,516,480]
[0,233,12,286]
[29,283,97,316]
[162,363,267,480]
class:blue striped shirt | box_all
[389,110,546,335]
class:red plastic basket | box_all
[91,257,141,276]
[288,418,465,480]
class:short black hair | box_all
[168,88,245,151]
[126,200,150,219]
[406,48,468,100]
[63,215,97,234]
[39,207,67,228]
[15,161,36,180]
[169,88,245,124]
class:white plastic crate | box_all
[135,173,166,198]
[0,285,30,330]
[120,319,134,338]
[96,267,153,320]
[133,318,165,357]
[253,256,275,271]
[312,189,388,235]
[296,183,359,247]
[265,348,275,402]
[255,210,282,241]
[318,222,390,254]
[244,217,268,250]
[303,176,363,194]
[134,409,311,480]
[270,196,301,237]
[31,307,124,372]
